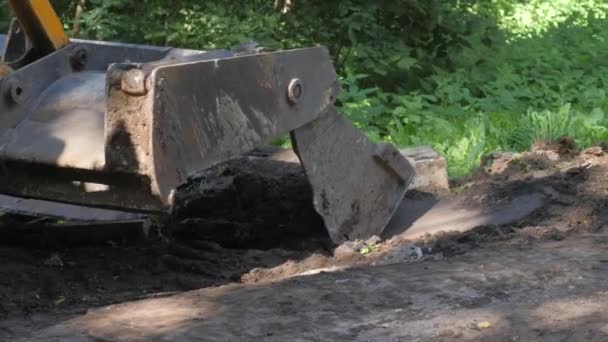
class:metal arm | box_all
[6,0,69,56]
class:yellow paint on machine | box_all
[7,0,69,53]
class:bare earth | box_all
[3,142,608,341]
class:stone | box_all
[582,146,604,157]
[376,245,427,265]
[482,152,518,174]
[399,146,450,193]
[532,150,560,161]
[334,240,364,258]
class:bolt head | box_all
[70,48,88,71]
[287,78,303,104]
[3,77,24,104]
[121,68,148,96]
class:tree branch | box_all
[72,0,86,37]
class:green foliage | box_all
[2,0,608,177]
[338,4,608,176]
[0,1,9,32]
[482,0,608,37]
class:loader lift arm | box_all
[0,0,415,243]
[6,0,69,56]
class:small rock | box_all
[532,169,554,179]
[365,235,381,246]
[583,146,604,156]
[44,253,64,268]
[533,150,560,161]
[400,146,450,193]
[481,152,517,174]
[334,241,361,258]
[377,245,427,265]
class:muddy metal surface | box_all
[3,143,608,341]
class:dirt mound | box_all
[172,152,327,250]
[436,142,608,253]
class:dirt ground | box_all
[3,142,608,341]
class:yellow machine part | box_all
[6,0,69,55]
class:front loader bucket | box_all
[0,33,415,242]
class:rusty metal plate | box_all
[292,107,415,243]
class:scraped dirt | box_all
[3,143,608,341]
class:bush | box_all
[339,5,608,176]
